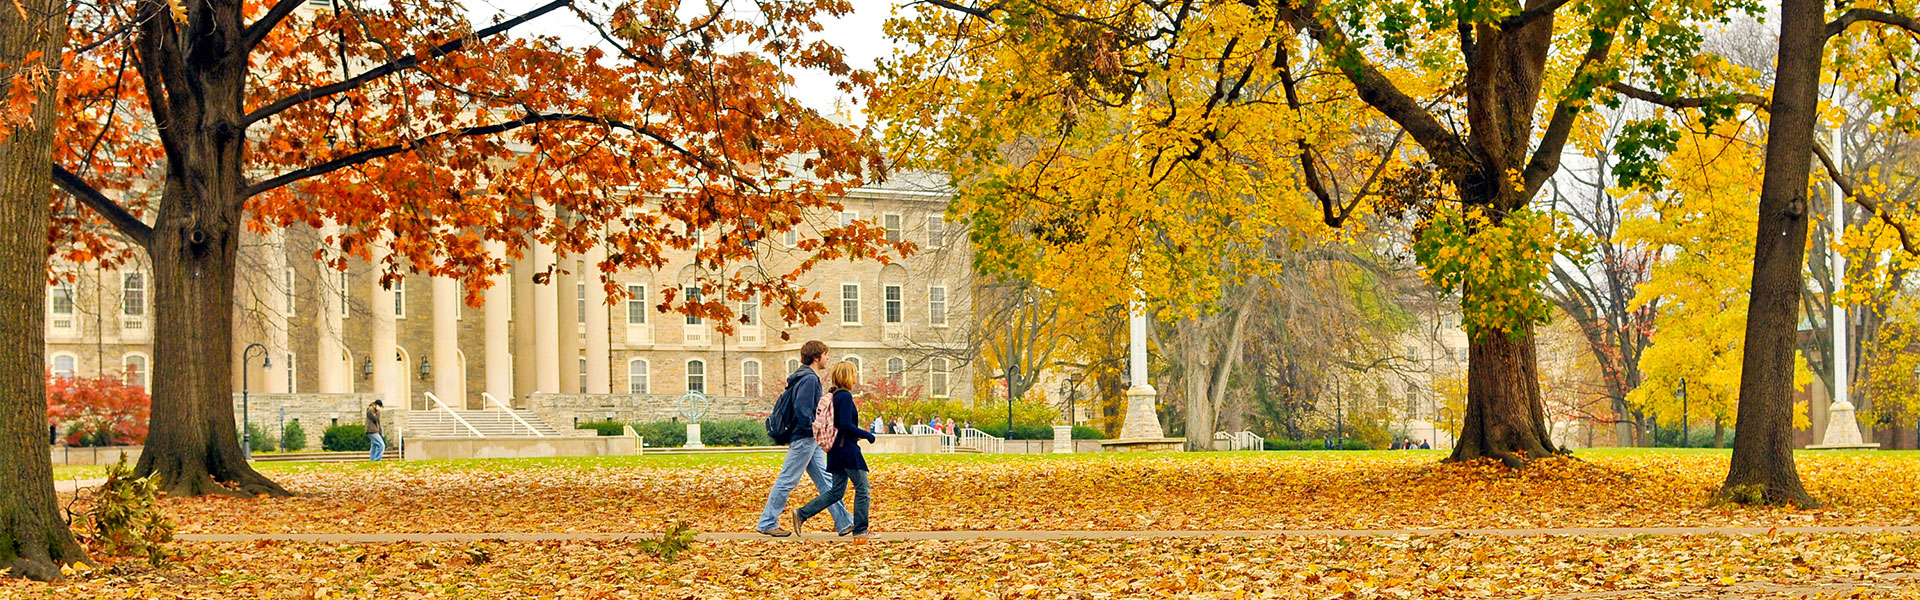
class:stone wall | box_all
[50,445,142,466]
[231,393,393,449]
[526,392,770,431]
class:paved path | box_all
[54,478,108,493]
[176,525,1920,544]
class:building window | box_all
[739,298,757,326]
[689,227,704,250]
[627,285,647,324]
[286,353,297,393]
[578,357,588,393]
[393,280,406,318]
[743,359,761,397]
[886,357,904,383]
[50,354,76,379]
[49,282,73,315]
[686,359,705,394]
[1406,345,1419,360]
[927,216,946,248]
[123,354,148,389]
[122,272,145,316]
[576,281,587,324]
[783,228,798,248]
[628,359,650,394]
[929,358,950,398]
[839,211,857,227]
[884,285,902,324]
[883,213,902,243]
[340,271,349,318]
[284,268,296,316]
[787,359,800,374]
[841,284,860,324]
[683,287,702,325]
[928,286,947,326]
[844,355,861,373]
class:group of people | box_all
[755,340,879,538]
[869,416,969,436]
[1390,439,1432,450]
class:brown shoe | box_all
[756,526,791,538]
[791,509,805,537]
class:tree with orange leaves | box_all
[52,0,900,496]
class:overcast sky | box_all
[464,0,902,123]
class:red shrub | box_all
[46,371,151,446]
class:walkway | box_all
[176,525,1920,544]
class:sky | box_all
[463,0,903,122]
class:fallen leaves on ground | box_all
[146,452,1920,534]
[6,533,1919,599]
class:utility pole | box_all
[1679,377,1689,448]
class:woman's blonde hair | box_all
[829,361,859,392]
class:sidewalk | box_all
[54,478,108,493]
[175,525,1920,544]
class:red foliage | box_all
[46,372,151,446]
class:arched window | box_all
[123,354,149,389]
[843,355,861,373]
[886,357,905,383]
[686,359,705,394]
[742,360,762,397]
[628,359,650,394]
[787,358,800,374]
[50,354,76,379]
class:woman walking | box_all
[794,361,878,538]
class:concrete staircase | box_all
[407,409,567,438]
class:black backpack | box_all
[764,381,801,444]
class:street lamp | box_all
[1678,377,1689,449]
[241,343,270,461]
[419,356,432,381]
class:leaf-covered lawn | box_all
[146,451,1920,534]
[9,533,1919,599]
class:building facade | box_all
[47,181,975,434]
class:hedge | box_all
[580,419,773,448]
[281,421,308,451]
[322,424,369,451]
[970,423,1106,440]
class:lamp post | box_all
[241,343,270,461]
[1678,377,1689,449]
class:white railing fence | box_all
[1214,430,1265,451]
[910,424,958,453]
[483,392,546,437]
[958,427,1003,454]
[424,392,484,437]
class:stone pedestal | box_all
[1051,425,1074,454]
[1118,384,1166,440]
[1808,400,1879,450]
[684,422,705,449]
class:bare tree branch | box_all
[242,0,306,50]
[1827,8,1920,38]
[1813,140,1920,255]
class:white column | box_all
[1830,125,1849,413]
[485,241,513,406]
[557,262,581,392]
[370,243,400,408]
[264,230,291,394]
[1118,299,1165,440]
[432,274,461,407]
[532,237,561,393]
[316,224,348,393]
[584,248,612,394]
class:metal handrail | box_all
[482,392,545,437]
[910,424,958,452]
[423,392,484,437]
[1213,430,1264,451]
[958,427,1003,454]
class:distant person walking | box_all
[795,361,878,538]
[754,340,851,537]
[365,399,386,461]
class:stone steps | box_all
[408,409,566,438]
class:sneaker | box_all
[851,531,881,540]
[791,509,805,537]
[837,527,852,537]
[756,527,791,538]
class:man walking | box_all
[366,399,386,462]
[755,340,851,536]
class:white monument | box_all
[679,391,708,449]
[1101,299,1182,451]
[1809,130,1876,451]
[1052,425,1074,454]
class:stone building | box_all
[46,177,975,440]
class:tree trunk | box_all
[1180,317,1214,451]
[1724,0,1821,509]
[1714,419,1726,448]
[1447,319,1561,468]
[1,0,86,578]
[129,10,288,496]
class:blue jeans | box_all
[756,438,849,531]
[798,468,869,533]
[368,433,386,461]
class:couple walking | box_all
[756,340,878,538]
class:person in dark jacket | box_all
[753,340,851,536]
[794,360,878,538]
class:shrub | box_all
[281,420,308,451]
[1266,439,1324,450]
[75,456,174,567]
[46,372,150,446]
[244,422,278,454]
[638,521,697,562]
[698,420,773,446]
[576,420,626,436]
[1341,439,1373,451]
[631,421,686,448]
[323,424,369,451]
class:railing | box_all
[1214,430,1265,451]
[910,424,958,453]
[958,427,1003,454]
[483,392,546,437]
[424,392,484,437]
